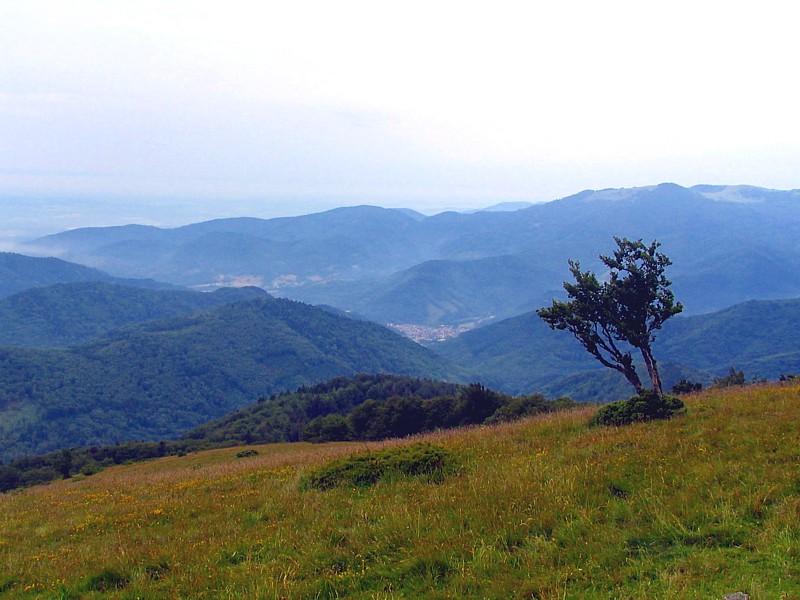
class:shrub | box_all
[486,393,574,424]
[591,391,684,426]
[671,379,703,394]
[83,568,129,592]
[0,465,22,493]
[712,367,746,388]
[81,463,102,476]
[235,449,259,458]
[302,443,457,491]
[20,466,60,487]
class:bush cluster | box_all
[301,443,457,491]
[302,383,573,443]
[591,391,684,426]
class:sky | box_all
[2,0,799,236]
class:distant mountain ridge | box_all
[22,183,800,326]
[0,251,176,298]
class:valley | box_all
[2,183,800,464]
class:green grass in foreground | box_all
[1,383,799,598]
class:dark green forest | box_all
[0,298,467,461]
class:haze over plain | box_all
[2,0,799,240]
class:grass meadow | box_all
[1,383,799,598]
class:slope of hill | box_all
[22,184,800,324]
[0,282,268,348]
[2,383,798,597]
[0,297,468,461]
[434,297,800,399]
[0,251,175,298]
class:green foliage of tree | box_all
[54,448,74,479]
[485,393,569,424]
[591,391,685,426]
[712,367,746,388]
[302,414,354,443]
[0,465,21,492]
[346,382,574,441]
[671,379,703,395]
[538,238,682,397]
[187,374,464,446]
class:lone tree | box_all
[537,237,682,397]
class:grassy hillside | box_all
[0,298,467,461]
[1,383,798,598]
[0,282,268,348]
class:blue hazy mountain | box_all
[0,251,177,298]
[22,184,800,325]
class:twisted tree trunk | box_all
[640,345,663,396]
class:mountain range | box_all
[0,282,266,348]
[22,184,800,326]
[2,182,800,461]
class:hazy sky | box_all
[2,0,799,229]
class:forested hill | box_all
[0,282,268,348]
[434,297,800,398]
[0,251,174,298]
[184,373,467,445]
[0,297,468,461]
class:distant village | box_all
[386,323,466,344]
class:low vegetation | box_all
[301,443,457,490]
[591,390,685,426]
[1,382,798,597]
